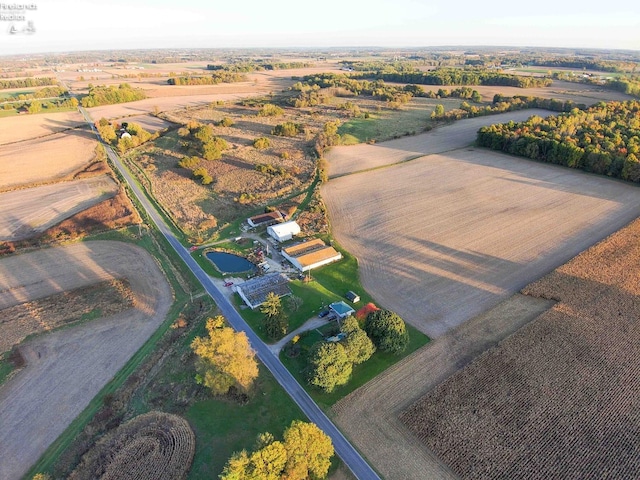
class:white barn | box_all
[267,220,300,243]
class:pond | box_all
[206,250,256,274]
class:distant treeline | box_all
[552,72,640,98]
[477,100,640,182]
[352,69,552,88]
[167,71,247,85]
[528,58,632,73]
[80,83,146,108]
[0,77,58,89]
[206,61,309,72]
[1,86,67,102]
[431,94,584,123]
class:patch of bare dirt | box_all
[0,278,134,354]
[401,217,640,480]
[0,241,172,480]
[322,146,640,338]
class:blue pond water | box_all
[206,251,255,274]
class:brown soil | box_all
[0,131,97,191]
[401,217,640,480]
[331,293,554,480]
[0,110,87,145]
[0,241,172,480]
[0,174,120,241]
[0,278,135,354]
[322,145,640,338]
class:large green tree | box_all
[341,316,376,364]
[261,292,289,340]
[191,316,259,395]
[307,342,352,393]
[364,309,409,354]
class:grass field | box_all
[338,98,462,144]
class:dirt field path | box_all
[331,294,554,480]
[325,109,552,177]
[0,174,119,241]
[0,241,172,480]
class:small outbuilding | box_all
[329,301,355,320]
[345,291,360,303]
[267,220,300,243]
[236,272,291,309]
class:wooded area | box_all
[477,100,640,182]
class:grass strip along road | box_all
[78,106,381,480]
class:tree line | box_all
[431,94,585,123]
[80,83,146,108]
[551,71,640,98]
[477,100,640,182]
[207,61,309,72]
[352,69,552,88]
[0,77,58,89]
[167,71,247,85]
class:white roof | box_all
[268,221,300,237]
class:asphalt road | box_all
[78,106,381,480]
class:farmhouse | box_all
[281,238,342,272]
[247,211,284,228]
[329,301,355,320]
[267,220,300,243]
[235,272,291,309]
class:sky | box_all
[1,0,639,56]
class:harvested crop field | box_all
[411,79,635,105]
[70,411,195,480]
[0,132,97,190]
[400,217,640,480]
[0,174,119,241]
[0,111,86,145]
[331,293,554,480]
[0,241,172,480]
[326,109,552,177]
[87,92,267,119]
[322,145,640,338]
[0,278,134,354]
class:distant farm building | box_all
[329,301,355,320]
[267,220,300,243]
[236,272,291,309]
[281,238,342,272]
[247,211,284,228]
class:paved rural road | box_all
[78,106,381,480]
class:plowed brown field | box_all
[0,241,172,480]
[322,146,640,338]
[401,218,640,480]
[0,174,119,241]
[0,132,97,191]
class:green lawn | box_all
[338,97,463,144]
[281,321,429,409]
[186,366,305,479]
